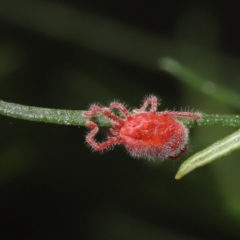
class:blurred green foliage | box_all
[0,0,240,239]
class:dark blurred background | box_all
[0,0,240,239]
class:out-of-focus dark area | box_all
[0,0,240,239]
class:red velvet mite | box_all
[82,95,201,160]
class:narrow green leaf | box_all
[159,58,240,109]
[175,128,240,179]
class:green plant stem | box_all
[0,100,110,126]
[0,99,240,127]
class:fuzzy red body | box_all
[120,113,188,159]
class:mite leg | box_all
[85,121,121,151]
[109,102,131,118]
[163,111,202,120]
[133,95,159,113]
